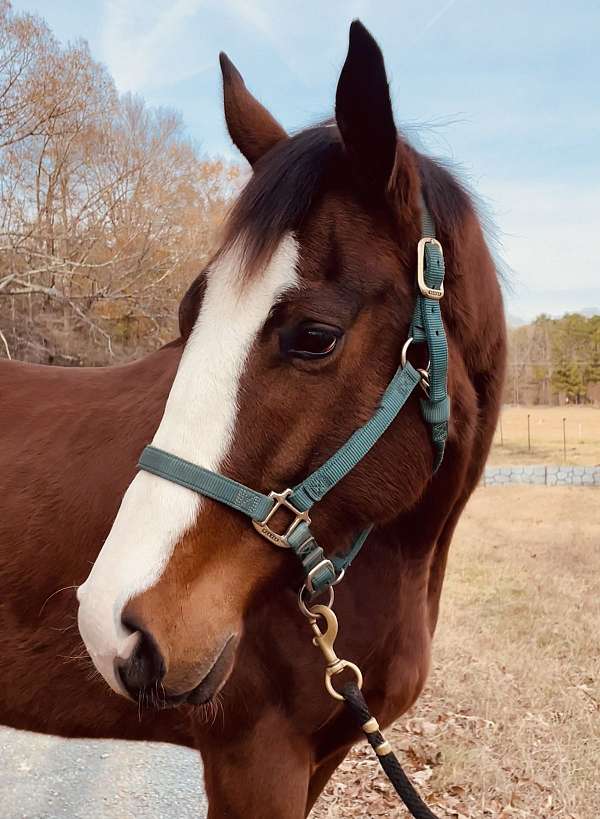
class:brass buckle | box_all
[252,489,311,549]
[417,237,444,300]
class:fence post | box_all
[562,417,567,462]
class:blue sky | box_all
[13,0,600,320]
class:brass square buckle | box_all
[252,489,311,549]
[417,237,444,300]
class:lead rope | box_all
[341,680,440,819]
[299,590,441,819]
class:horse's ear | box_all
[219,52,287,166]
[335,21,398,194]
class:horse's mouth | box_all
[151,634,238,710]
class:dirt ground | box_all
[489,406,600,466]
[311,486,600,818]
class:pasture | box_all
[312,486,600,818]
[490,406,600,466]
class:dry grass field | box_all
[312,486,600,818]
[490,406,600,466]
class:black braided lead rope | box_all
[341,681,441,819]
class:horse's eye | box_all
[280,323,343,360]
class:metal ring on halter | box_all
[402,337,431,377]
[298,584,334,618]
[401,337,414,368]
[417,368,431,397]
[332,569,345,586]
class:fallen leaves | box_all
[311,487,600,819]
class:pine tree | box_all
[583,350,600,385]
[552,359,583,403]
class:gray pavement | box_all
[0,726,208,818]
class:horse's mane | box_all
[219,122,474,279]
[178,124,479,338]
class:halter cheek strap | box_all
[137,200,449,594]
[410,209,450,470]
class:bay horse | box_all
[0,21,506,819]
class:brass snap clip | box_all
[299,598,363,701]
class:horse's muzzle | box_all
[116,629,239,709]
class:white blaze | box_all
[77,236,299,694]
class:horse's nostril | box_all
[117,626,165,698]
[121,615,139,637]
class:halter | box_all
[136,200,448,819]
[137,199,449,596]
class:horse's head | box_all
[77,22,446,705]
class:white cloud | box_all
[100,0,210,92]
[99,0,310,93]
[99,0,363,96]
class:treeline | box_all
[507,313,600,405]
[0,1,239,365]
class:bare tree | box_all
[0,2,239,364]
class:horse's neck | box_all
[90,343,185,463]
[69,343,184,455]
[344,483,459,644]
[0,342,185,615]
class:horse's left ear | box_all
[335,21,398,194]
[220,52,287,166]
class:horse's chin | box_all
[131,632,239,711]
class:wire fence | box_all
[491,406,600,466]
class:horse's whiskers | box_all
[85,667,102,682]
[58,650,89,662]
[196,694,224,727]
[39,584,79,617]
[216,692,225,729]
[50,622,76,633]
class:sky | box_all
[13,0,600,321]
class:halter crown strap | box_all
[410,201,450,470]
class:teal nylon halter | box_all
[138,200,449,595]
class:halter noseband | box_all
[138,200,449,596]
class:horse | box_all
[0,20,506,819]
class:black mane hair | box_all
[179,123,474,335]
[220,123,473,276]
[220,125,342,277]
